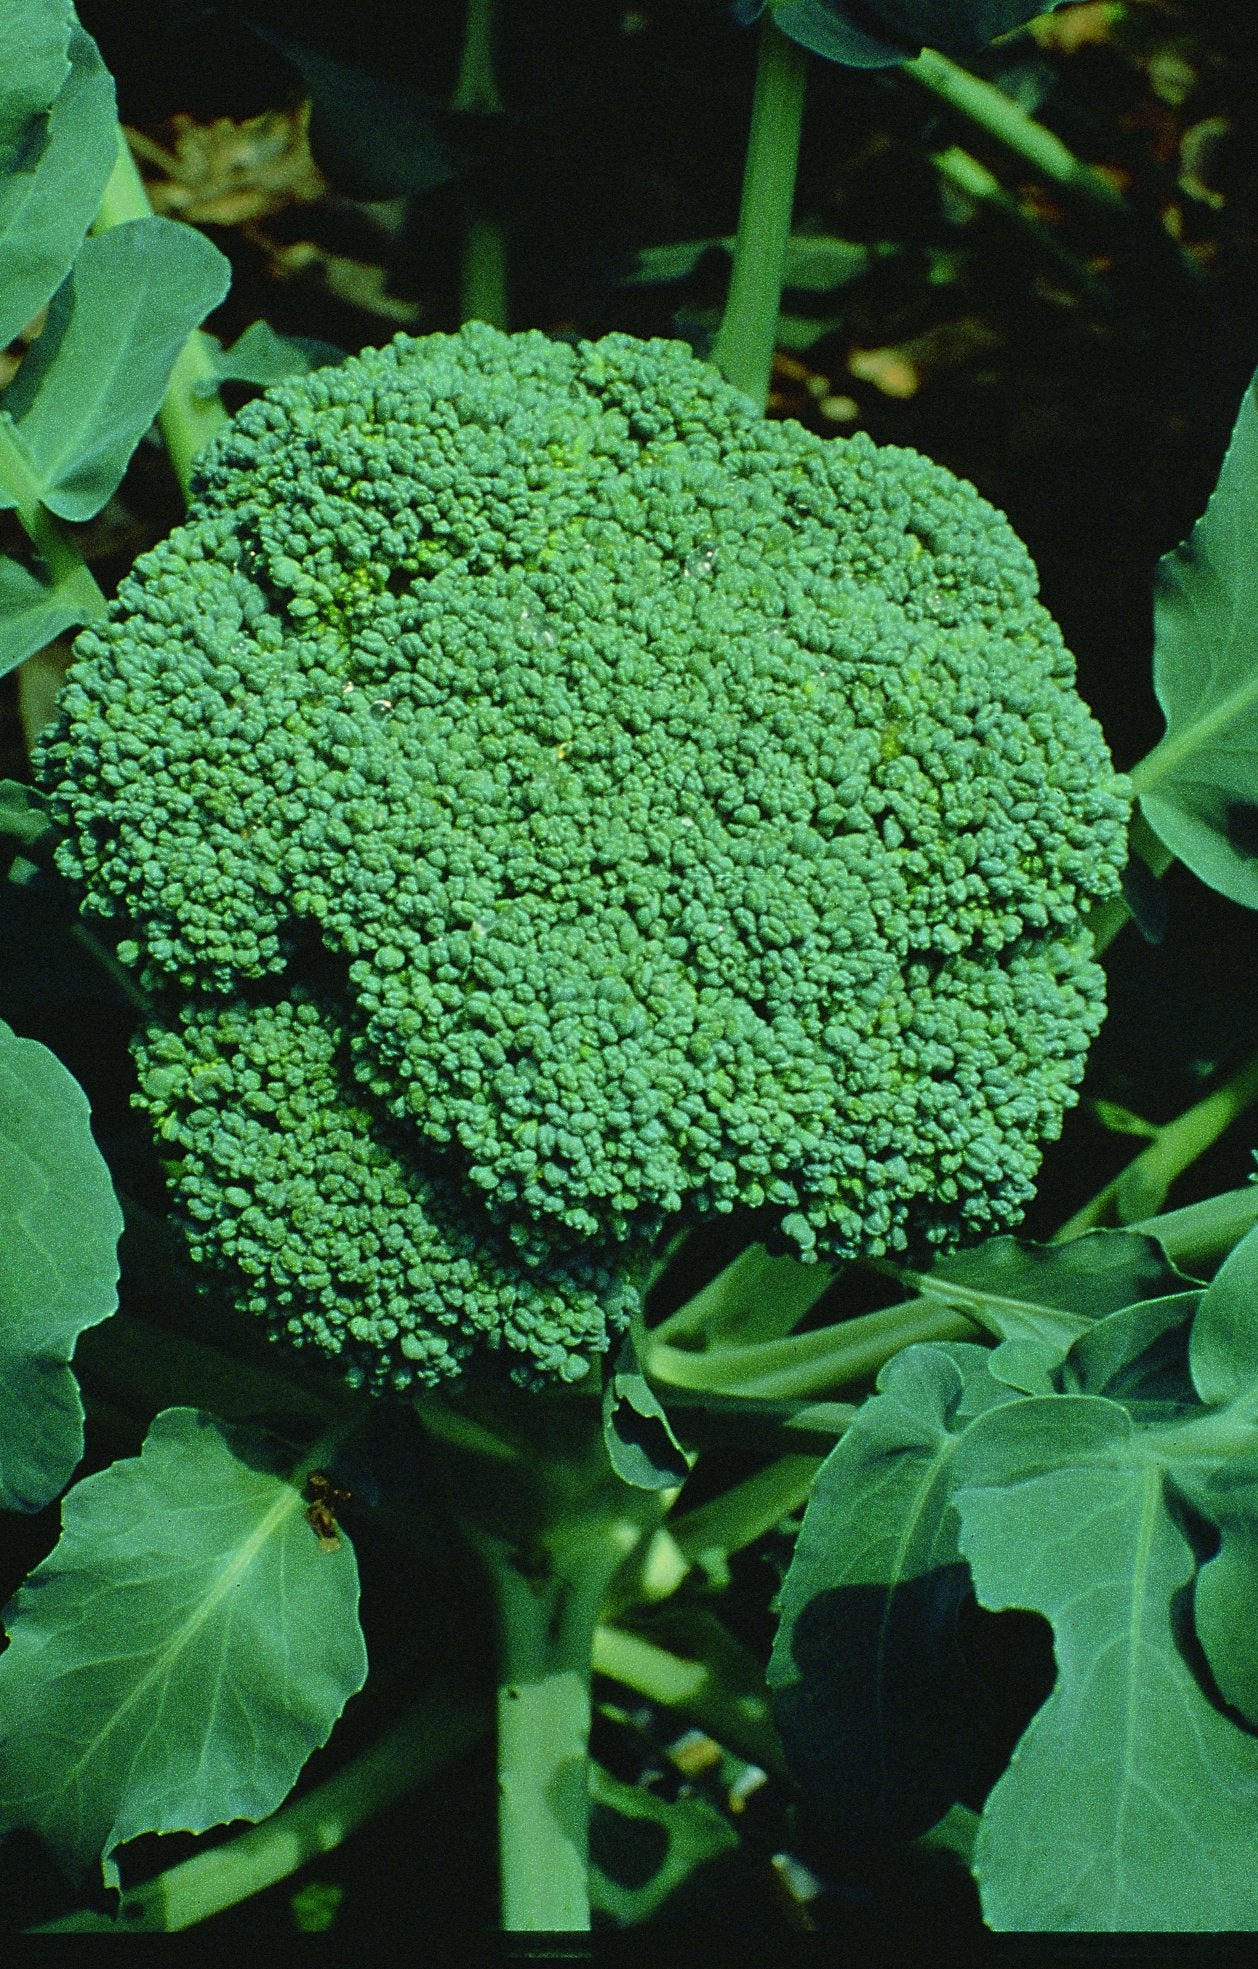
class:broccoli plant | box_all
[1,0,1258,1940]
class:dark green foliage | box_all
[0,1013,122,1511]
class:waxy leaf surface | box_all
[1142,371,1258,908]
[767,1343,1016,1838]
[0,23,117,352]
[953,1392,1258,1929]
[0,0,71,174]
[0,218,230,521]
[0,1408,369,1887]
[0,1017,121,1511]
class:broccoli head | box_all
[35,320,1131,1391]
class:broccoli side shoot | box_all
[35,321,1131,1391]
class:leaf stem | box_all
[905,47,1128,217]
[930,144,1112,308]
[92,129,228,498]
[651,1241,836,1350]
[1054,1042,1258,1242]
[591,1623,788,1780]
[711,15,808,411]
[645,1295,972,1401]
[1124,1184,1258,1273]
[460,209,509,331]
[452,0,509,330]
[667,1451,829,1569]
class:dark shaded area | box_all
[5,0,1258,1943]
[773,1569,1056,1846]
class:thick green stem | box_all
[487,1538,615,1930]
[417,1388,666,1932]
[92,129,228,497]
[711,16,808,411]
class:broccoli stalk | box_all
[417,1385,671,1930]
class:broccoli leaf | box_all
[738,0,1078,68]
[0,550,103,678]
[952,1388,1258,1931]
[0,0,72,176]
[1060,1289,1202,1425]
[0,1016,122,1512]
[1187,1214,1258,1406]
[248,26,455,200]
[619,232,894,291]
[603,1331,691,1489]
[0,217,231,522]
[909,1228,1193,1387]
[0,22,117,353]
[0,778,58,855]
[203,320,347,396]
[772,1276,1258,1930]
[1140,370,1258,911]
[767,1342,1020,1842]
[0,1408,369,1889]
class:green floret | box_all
[36,319,1131,1368]
[134,991,643,1393]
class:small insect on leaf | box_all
[304,1470,351,1551]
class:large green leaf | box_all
[0,1408,369,1889]
[0,1016,122,1512]
[953,1389,1258,1930]
[1187,1216,1258,1407]
[1189,1466,1258,1729]
[0,0,71,175]
[737,0,1077,68]
[1139,373,1258,909]
[1060,1289,1202,1425]
[0,23,117,352]
[0,217,231,522]
[0,550,103,678]
[909,1229,1191,1393]
[767,1343,1017,1840]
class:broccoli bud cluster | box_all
[36,321,1131,1391]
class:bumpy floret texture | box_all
[133,993,640,1393]
[36,320,1131,1389]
